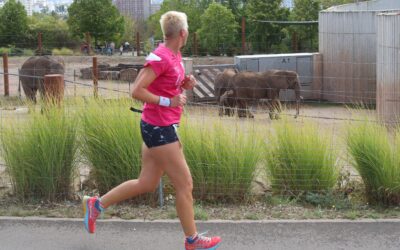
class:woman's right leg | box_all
[99,143,164,208]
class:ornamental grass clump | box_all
[80,98,142,195]
[180,119,264,203]
[347,122,400,205]
[266,121,338,197]
[1,104,78,201]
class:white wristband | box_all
[159,96,171,107]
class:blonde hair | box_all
[160,11,188,39]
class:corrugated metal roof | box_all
[325,0,400,12]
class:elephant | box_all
[220,70,301,119]
[264,69,302,119]
[19,56,65,102]
[214,68,238,116]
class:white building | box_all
[282,0,293,8]
[151,0,161,15]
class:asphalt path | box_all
[1,217,400,250]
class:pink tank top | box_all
[141,44,185,126]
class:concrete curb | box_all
[2,216,400,224]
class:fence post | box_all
[38,32,43,56]
[136,32,140,56]
[43,74,64,105]
[73,69,76,97]
[193,32,198,57]
[158,178,164,208]
[85,32,92,55]
[18,69,21,97]
[92,56,98,98]
[3,53,9,97]
[241,16,246,55]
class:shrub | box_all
[1,104,78,201]
[0,47,10,54]
[80,98,142,195]
[265,121,338,197]
[52,47,74,56]
[0,47,34,56]
[180,119,264,202]
[347,122,400,205]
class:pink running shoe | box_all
[82,196,101,234]
[185,232,222,250]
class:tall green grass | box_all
[180,119,264,202]
[265,121,338,196]
[80,98,143,195]
[1,105,78,201]
[347,122,400,205]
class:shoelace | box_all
[90,198,104,220]
[196,232,211,243]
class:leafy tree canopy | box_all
[0,0,29,47]
[198,2,238,55]
[245,0,290,53]
[67,0,125,43]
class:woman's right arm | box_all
[131,67,159,105]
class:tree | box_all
[147,0,205,55]
[0,0,29,47]
[28,13,79,49]
[198,3,238,56]
[245,0,290,53]
[290,0,320,51]
[120,16,136,48]
[67,0,124,44]
[216,0,248,17]
[147,0,203,40]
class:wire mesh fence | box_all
[0,53,398,208]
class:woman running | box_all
[82,10,221,250]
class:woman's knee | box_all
[175,176,193,195]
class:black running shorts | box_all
[140,120,179,148]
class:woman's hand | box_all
[181,75,197,90]
[170,94,187,107]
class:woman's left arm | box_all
[181,75,197,90]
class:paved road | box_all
[1,217,400,250]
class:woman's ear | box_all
[180,29,188,38]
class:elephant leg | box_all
[266,100,275,120]
[246,106,254,118]
[237,100,246,118]
[295,100,300,118]
[228,107,235,116]
[224,106,230,116]
[218,106,224,116]
[274,99,282,120]
[21,82,37,103]
[38,79,46,100]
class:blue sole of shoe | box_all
[82,196,89,232]
[184,242,221,250]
